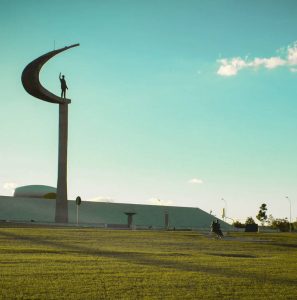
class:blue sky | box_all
[1,0,297,222]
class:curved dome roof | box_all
[14,185,56,198]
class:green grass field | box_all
[0,226,297,299]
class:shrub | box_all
[43,192,56,199]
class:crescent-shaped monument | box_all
[21,43,79,104]
[21,43,80,223]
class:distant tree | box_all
[291,221,297,230]
[256,203,268,226]
[270,218,290,232]
[266,214,274,227]
[233,220,245,228]
[245,217,256,225]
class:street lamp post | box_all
[286,196,292,232]
[221,198,227,222]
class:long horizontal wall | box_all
[0,196,232,230]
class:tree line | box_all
[233,203,296,232]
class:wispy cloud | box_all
[148,198,173,206]
[87,196,114,203]
[188,178,203,184]
[217,42,297,76]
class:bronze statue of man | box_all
[59,72,68,98]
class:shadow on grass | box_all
[264,243,297,249]
[1,230,297,286]
[208,253,257,258]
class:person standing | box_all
[215,219,224,238]
[59,72,68,98]
[210,219,223,238]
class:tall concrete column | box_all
[55,103,69,223]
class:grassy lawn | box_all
[0,226,297,299]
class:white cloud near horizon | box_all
[3,182,17,190]
[2,182,17,196]
[188,178,203,184]
[148,198,173,206]
[86,196,114,203]
[217,42,297,76]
